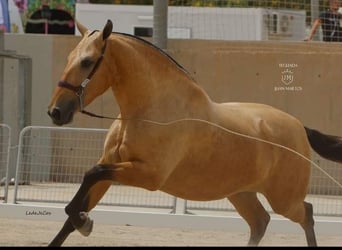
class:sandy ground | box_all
[0,217,341,247]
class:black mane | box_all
[112,31,192,78]
[85,29,193,79]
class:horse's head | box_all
[47,20,113,126]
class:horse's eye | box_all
[81,58,94,68]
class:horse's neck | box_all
[108,35,212,119]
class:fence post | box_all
[310,0,319,41]
[0,30,3,202]
[0,50,32,184]
[18,57,32,129]
[0,30,4,124]
[153,0,168,49]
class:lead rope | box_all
[81,112,342,189]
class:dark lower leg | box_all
[302,202,317,247]
[65,165,114,228]
[48,217,75,247]
[47,165,115,247]
[228,192,270,246]
[246,209,270,246]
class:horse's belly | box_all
[159,139,310,201]
[160,159,267,201]
[160,180,249,201]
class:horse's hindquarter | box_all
[161,102,312,200]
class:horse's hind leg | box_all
[301,202,317,246]
[228,192,270,246]
[266,194,317,247]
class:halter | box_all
[58,41,107,112]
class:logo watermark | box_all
[274,63,303,92]
[25,210,52,216]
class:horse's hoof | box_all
[77,212,93,237]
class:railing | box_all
[0,124,11,202]
[12,126,177,212]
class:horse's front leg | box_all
[48,217,75,247]
[64,165,118,231]
[48,163,125,247]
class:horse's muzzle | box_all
[47,99,78,126]
[47,107,73,126]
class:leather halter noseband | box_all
[58,40,107,113]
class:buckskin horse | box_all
[47,20,342,246]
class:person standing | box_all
[305,0,342,42]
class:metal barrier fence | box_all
[0,124,11,203]
[12,126,176,211]
[9,126,342,217]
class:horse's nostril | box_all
[49,107,61,121]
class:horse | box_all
[47,19,342,247]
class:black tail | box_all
[304,126,342,163]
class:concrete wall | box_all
[4,34,342,135]
[2,33,342,137]
[168,40,342,136]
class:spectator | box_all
[0,0,24,33]
[305,0,342,42]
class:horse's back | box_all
[213,102,309,149]
[157,102,311,200]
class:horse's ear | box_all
[76,20,88,36]
[102,19,113,41]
